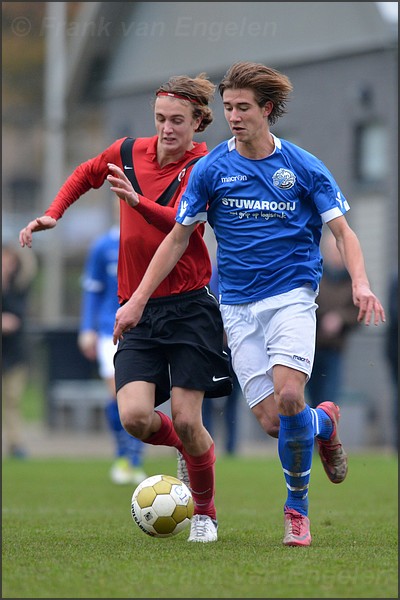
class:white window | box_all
[355,122,388,183]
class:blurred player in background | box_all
[2,243,37,458]
[307,230,359,409]
[78,202,147,485]
[385,270,398,450]
[202,260,241,455]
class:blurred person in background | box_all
[78,201,147,485]
[19,73,232,543]
[385,270,398,450]
[306,230,359,409]
[202,260,241,455]
[2,243,37,458]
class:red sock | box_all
[145,411,183,453]
[183,443,217,520]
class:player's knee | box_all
[264,419,280,438]
[254,411,279,438]
[252,398,280,438]
[276,384,304,415]
[119,409,151,440]
[173,416,197,446]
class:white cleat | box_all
[187,514,218,543]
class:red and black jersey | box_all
[45,135,211,302]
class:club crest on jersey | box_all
[272,168,296,190]
[178,168,187,182]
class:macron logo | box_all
[221,175,248,183]
[336,191,350,212]
[336,192,343,210]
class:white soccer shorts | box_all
[220,286,318,409]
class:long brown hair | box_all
[218,62,293,126]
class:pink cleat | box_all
[283,507,312,546]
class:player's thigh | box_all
[263,287,317,379]
[170,387,205,428]
[273,364,308,414]
[220,303,273,409]
[117,380,156,424]
[114,340,171,407]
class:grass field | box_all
[2,453,398,598]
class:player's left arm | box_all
[327,215,386,326]
[107,163,178,233]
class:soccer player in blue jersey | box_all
[112,62,386,546]
[78,211,147,486]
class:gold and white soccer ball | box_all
[131,474,194,538]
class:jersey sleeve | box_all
[175,159,209,225]
[134,163,198,233]
[45,139,125,220]
[309,160,350,223]
[134,195,178,233]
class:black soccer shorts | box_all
[114,287,233,407]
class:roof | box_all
[67,2,397,103]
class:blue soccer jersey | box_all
[80,226,120,335]
[177,135,350,304]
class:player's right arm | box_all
[19,215,57,248]
[19,140,125,248]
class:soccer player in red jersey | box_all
[19,73,232,543]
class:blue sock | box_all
[104,399,126,458]
[278,406,314,516]
[309,407,334,440]
[104,399,145,467]
[124,434,145,468]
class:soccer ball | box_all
[131,474,194,538]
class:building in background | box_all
[2,2,397,448]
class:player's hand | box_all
[19,216,57,248]
[2,312,21,335]
[77,330,98,361]
[113,297,146,344]
[353,283,386,326]
[320,311,343,337]
[107,163,139,208]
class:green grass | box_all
[21,380,45,422]
[2,454,398,598]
